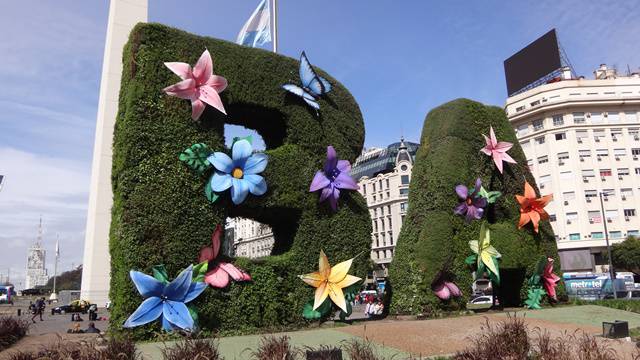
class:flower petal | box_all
[518,212,532,229]
[244,174,267,196]
[231,178,250,204]
[232,139,252,165]
[208,152,233,173]
[495,141,513,152]
[211,172,233,192]
[481,252,499,278]
[319,187,333,202]
[192,49,213,85]
[335,274,361,289]
[163,300,194,331]
[334,172,358,190]
[336,160,351,173]
[313,281,330,310]
[163,78,197,99]
[433,282,451,300]
[474,178,482,193]
[123,296,163,328]
[454,202,468,215]
[310,171,331,192]
[204,266,230,288]
[211,224,222,259]
[489,126,497,147]
[191,99,205,120]
[164,265,193,301]
[324,146,338,174]
[130,271,164,298]
[301,271,325,288]
[493,153,504,174]
[523,181,536,199]
[183,282,207,303]
[162,316,174,332]
[455,185,468,200]
[529,210,541,233]
[219,262,250,281]
[198,247,214,263]
[243,153,268,175]
[327,283,347,312]
[199,85,226,115]
[206,75,228,93]
[445,282,462,297]
[164,62,192,80]
[328,258,353,283]
[319,250,331,278]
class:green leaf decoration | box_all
[477,259,500,286]
[302,299,332,320]
[528,274,541,287]
[478,186,502,204]
[232,135,253,146]
[192,261,209,283]
[188,304,199,326]
[204,180,219,203]
[343,281,361,301]
[339,301,353,321]
[465,254,478,266]
[179,143,212,175]
[524,287,546,310]
[152,265,169,284]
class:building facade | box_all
[25,219,48,289]
[226,217,275,259]
[352,139,419,273]
[506,64,640,272]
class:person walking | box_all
[31,297,45,323]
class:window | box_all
[621,188,634,198]
[579,150,591,159]
[573,112,586,124]
[594,130,605,141]
[610,231,623,239]
[400,202,407,212]
[624,209,637,217]
[590,112,604,124]
[629,230,640,237]
[625,111,638,122]
[531,100,541,107]
[632,148,640,156]
[373,221,378,232]
[585,190,597,199]
[372,183,376,192]
[401,175,410,185]
[386,179,390,189]
[559,171,573,180]
[582,169,595,178]
[588,211,602,222]
[557,152,569,161]
[553,114,564,126]
[400,164,408,171]
[549,214,557,222]
[614,149,627,159]
[520,140,530,149]
[533,119,544,131]
[605,209,618,219]
[381,221,385,231]
[539,175,551,184]
[535,136,545,145]
[630,128,639,140]
[563,191,576,200]
[636,168,640,175]
[607,112,620,123]
[603,189,615,198]
[399,188,409,196]
[362,184,366,195]
[611,129,623,140]
[387,205,391,215]
[379,179,382,191]
[537,155,549,164]
[388,217,393,230]
[569,233,581,240]
[596,149,609,160]
[516,124,530,136]
[618,168,630,176]
[386,191,390,199]
[600,169,612,177]
[591,232,604,239]
[555,132,566,141]
[373,195,376,202]
[566,212,578,221]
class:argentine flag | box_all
[236,0,272,47]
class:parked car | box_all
[52,300,94,314]
[466,295,496,312]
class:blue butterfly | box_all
[282,51,332,110]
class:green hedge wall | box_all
[389,99,561,315]
[110,23,371,338]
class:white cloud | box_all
[0,147,90,289]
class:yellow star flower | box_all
[299,250,361,312]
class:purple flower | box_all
[309,146,359,211]
[454,178,487,222]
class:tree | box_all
[611,236,640,275]
[45,265,82,291]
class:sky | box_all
[0,0,639,289]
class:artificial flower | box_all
[454,178,487,222]
[541,257,561,300]
[480,126,516,174]
[299,250,361,312]
[469,222,501,282]
[309,146,358,211]
[163,49,228,120]
[208,139,268,205]
[516,181,553,233]
[431,269,462,301]
[199,224,251,288]
[124,265,206,331]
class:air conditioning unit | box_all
[578,139,583,143]
[595,138,601,142]
[634,156,638,160]
[607,218,612,223]
[589,219,594,224]
[619,175,624,180]
[626,216,630,222]
[540,184,545,189]
[613,137,618,142]
[634,135,639,141]
[586,198,592,203]
[566,220,572,224]
[587,113,592,118]
[601,177,606,181]
[559,161,565,165]
[616,157,620,161]
[564,200,569,205]
[604,196,609,202]
[583,178,589,183]
[622,195,627,200]
[580,157,585,162]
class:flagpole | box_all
[272,0,278,53]
[53,235,59,297]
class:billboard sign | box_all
[504,29,562,96]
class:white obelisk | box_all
[80,0,148,307]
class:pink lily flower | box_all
[198,224,251,288]
[542,257,561,300]
[480,126,516,174]
[163,49,228,120]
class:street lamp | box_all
[598,190,617,299]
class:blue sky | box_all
[0,0,638,288]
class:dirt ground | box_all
[336,312,639,359]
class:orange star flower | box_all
[516,181,553,233]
